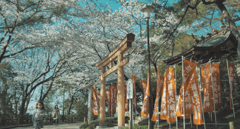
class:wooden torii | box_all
[95,33,135,127]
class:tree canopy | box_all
[0,0,240,125]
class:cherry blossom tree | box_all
[0,0,186,124]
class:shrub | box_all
[79,117,118,129]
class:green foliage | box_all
[0,62,15,80]
[73,91,88,121]
[173,1,217,26]
[122,125,148,129]
[42,89,56,114]
[173,32,195,56]
[79,117,118,129]
[52,5,69,17]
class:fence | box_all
[0,114,81,126]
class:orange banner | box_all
[201,62,214,112]
[160,72,167,120]
[111,84,117,114]
[166,67,177,123]
[189,70,203,125]
[132,75,137,111]
[140,80,146,97]
[182,59,198,90]
[141,74,149,116]
[91,100,94,115]
[176,59,197,117]
[176,82,192,117]
[151,69,164,121]
[211,62,222,108]
[106,87,111,115]
[92,87,99,115]
[228,61,234,110]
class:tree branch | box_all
[202,0,218,5]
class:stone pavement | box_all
[11,123,128,129]
[11,123,83,129]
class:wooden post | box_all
[100,66,106,126]
[182,56,186,129]
[229,122,234,129]
[118,53,125,126]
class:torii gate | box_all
[95,33,135,127]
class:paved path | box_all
[12,123,83,129]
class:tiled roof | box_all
[163,28,238,65]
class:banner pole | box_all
[130,98,133,129]
[210,59,217,127]
[157,96,159,129]
[197,66,206,129]
[190,115,192,128]
[226,59,235,118]
[189,59,192,128]
[167,95,171,129]
[182,56,185,129]
[174,65,178,129]
[157,72,160,129]
[168,67,171,129]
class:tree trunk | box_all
[171,41,175,58]
[62,88,65,122]
[41,80,54,102]
[1,81,7,125]
[67,95,74,115]
[24,95,31,114]
[19,97,27,124]
[39,85,43,101]
[216,2,240,60]
[152,62,158,75]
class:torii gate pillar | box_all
[95,33,135,127]
[117,53,125,126]
[99,66,106,126]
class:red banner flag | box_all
[140,80,146,97]
[166,67,177,123]
[151,69,164,121]
[227,61,234,110]
[111,84,117,114]
[176,82,192,117]
[132,75,137,111]
[211,62,222,108]
[201,62,214,112]
[92,87,99,115]
[106,87,111,115]
[160,72,167,120]
[176,59,197,117]
[141,74,149,116]
[189,70,204,125]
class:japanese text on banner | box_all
[201,63,214,112]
